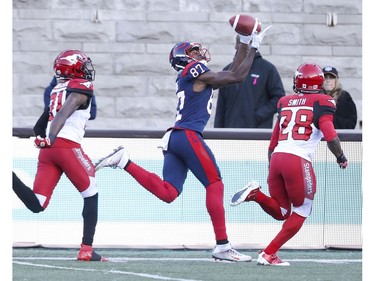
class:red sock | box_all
[264,212,306,254]
[255,191,288,220]
[206,181,228,242]
[125,162,178,203]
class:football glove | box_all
[34,136,51,149]
[336,153,348,169]
[239,18,260,44]
[239,34,253,44]
[250,25,272,49]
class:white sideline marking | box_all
[13,260,202,281]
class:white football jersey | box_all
[46,78,93,144]
[273,93,336,162]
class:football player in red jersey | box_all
[230,63,348,266]
[13,50,107,261]
[95,24,271,261]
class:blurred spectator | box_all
[322,66,357,129]
[214,35,285,128]
[44,76,97,120]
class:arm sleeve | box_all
[319,115,337,142]
[268,119,280,151]
[33,109,50,137]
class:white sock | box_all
[117,153,128,169]
[215,243,231,252]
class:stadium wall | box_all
[12,0,363,130]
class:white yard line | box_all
[13,260,202,281]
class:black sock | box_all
[81,193,98,246]
[12,172,44,213]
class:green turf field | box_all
[13,248,362,281]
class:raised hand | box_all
[238,17,259,44]
[250,25,272,49]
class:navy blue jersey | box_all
[173,61,213,134]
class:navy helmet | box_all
[169,41,210,72]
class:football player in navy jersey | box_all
[95,23,271,262]
[230,63,348,266]
[13,50,107,261]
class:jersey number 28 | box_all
[279,108,313,141]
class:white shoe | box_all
[95,146,129,171]
[257,251,290,266]
[212,244,252,262]
[230,180,261,206]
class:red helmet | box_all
[293,63,324,94]
[53,49,95,81]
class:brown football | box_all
[229,14,261,36]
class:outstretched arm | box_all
[198,25,272,89]
[228,38,250,72]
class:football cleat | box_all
[257,251,290,266]
[77,244,108,262]
[212,244,252,262]
[230,180,261,206]
[95,146,129,171]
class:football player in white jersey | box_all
[230,63,348,266]
[13,49,107,261]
